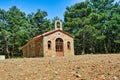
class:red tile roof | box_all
[22,29,74,48]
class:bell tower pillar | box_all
[55,20,62,30]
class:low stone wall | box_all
[0,55,5,60]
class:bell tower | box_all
[55,20,62,30]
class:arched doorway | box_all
[55,38,64,56]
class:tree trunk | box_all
[108,39,111,53]
[82,33,85,55]
[91,45,95,54]
[91,38,95,54]
[11,36,15,58]
[3,35,10,58]
[104,40,108,53]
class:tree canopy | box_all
[0,6,51,58]
[64,0,120,54]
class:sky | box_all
[0,0,119,20]
[0,0,84,20]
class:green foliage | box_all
[0,6,51,58]
[96,35,106,40]
[64,0,120,54]
[114,40,120,44]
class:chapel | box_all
[22,20,74,57]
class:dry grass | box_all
[0,54,120,80]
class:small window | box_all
[67,41,71,50]
[48,41,51,49]
[57,22,60,28]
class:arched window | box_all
[57,22,60,28]
[67,41,71,50]
[48,41,51,49]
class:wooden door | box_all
[56,38,64,56]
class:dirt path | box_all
[0,54,120,80]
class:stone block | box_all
[0,55,5,60]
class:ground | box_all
[0,54,120,80]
